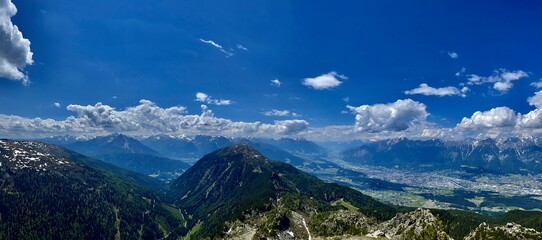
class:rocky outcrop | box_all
[370,208,452,240]
[311,210,371,237]
[464,222,542,240]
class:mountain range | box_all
[1,140,541,239]
[341,137,542,174]
[37,133,333,181]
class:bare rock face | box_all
[464,222,542,240]
[369,208,452,240]
[311,209,371,237]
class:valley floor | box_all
[313,156,542,214]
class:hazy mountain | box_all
[140,134,232,161]
[61,134,189,181]
[65,133,159,156]
[255,137,328,156]
[141,134,328,161]
[97,153,190,182]
[342,137,542,173]
[0,139,183,239]
[33,135,90,145]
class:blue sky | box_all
[1,0,542,140]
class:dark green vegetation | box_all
[430,209,542,240]
[421,189,542,212]
[167,144,401,238]
[342,137,542,174]
[0,140,183,240]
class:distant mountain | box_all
[141,134,328,161]
[167,144,402,238]
[97,153,190,182]
[65,133,159,156]
[0,139,183,239]
[140,134,232,161]
[341,137,542,173]
[62,134,189,181]
[255,137,328,156]
[33,135,90,145]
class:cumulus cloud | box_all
[448,51,458,59]
[302,71,346,90]
[195,92,232,106]
[53,102,61,108]
[467,69,528,93]
[0,100,309,139]
[262,109,300,117]
[405,83,469,97]
[458,90,542,131]
[0,0,33,84]
[199,38,233,57]
[457,107,518,129]
[527,90,542,109]
[346,99,428,133]
[270,79,281,87]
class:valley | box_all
[324,160,542,213]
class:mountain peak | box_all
[213,144,267,163]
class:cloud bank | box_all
[0,100,309,139]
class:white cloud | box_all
[466,69,528,93]
[0,0,33,84]
[199,38,233,57]
[457,90,542,131]
[302,71,346,90]
[342,97,349,103]
[448,51,458,59]
[236,44,248,51]
[266,120,309,135]
[404,83,469,97]
[262,109,300,117]
[530,80,542,89]
[53,102,61,108]
[0,100,309,139]
[457,107,518,129]
[199,39,222,49]
[270,79,281,87]
[195,92,232,106]
[346,99,428,133]
[527,90,542,109]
